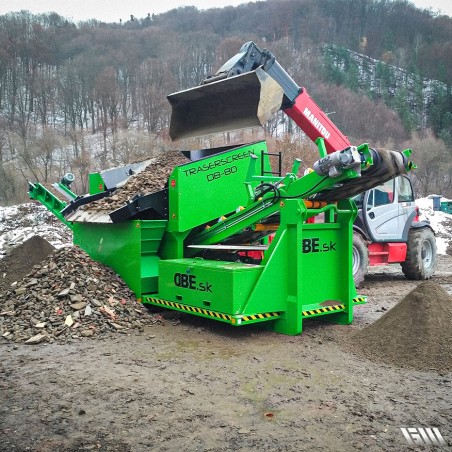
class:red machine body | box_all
[368,242,407,265]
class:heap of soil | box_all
[82,151,190,212]
[347,281,452,373]
[0,246,160,344]
[0,236,55,294]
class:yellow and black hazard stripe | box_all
[233,312,280,325]
[145,297,231,322]
[302,304,345,317]
[302,297,367,317]
[144,297,280,326]
[353,296,366,304]
[242,312,280,322]
[144,295,365,324]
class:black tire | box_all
[353,232,369,288]
[401,227,437,280]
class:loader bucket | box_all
[168,68,285,140]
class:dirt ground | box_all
[1,255,452,452]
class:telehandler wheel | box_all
[401,227,437,280]
[353,232,368,288]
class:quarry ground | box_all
[1,255,452,452]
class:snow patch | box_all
[0,203,72,257]
[416,197,452,255]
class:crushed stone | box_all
[0,246,163,344]
[80,151,190,212]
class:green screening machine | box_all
[29,42,414,335]
[29,139,412,335]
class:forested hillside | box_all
[0,0,451,204]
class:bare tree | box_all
[404,131,452,198]
[94,66,119,164]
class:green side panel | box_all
[72,220,167,297]
[167,141,271,232]
[89,173,105,195]
[300,223,356,309]
[141,255,160,293]
[157,259,263,314]
[242,199,357,335]
[141,221,168,293]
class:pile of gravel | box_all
[346,281,452,373]
[0,246,159,344]
[0,236,55,294]
[81,151,190,212]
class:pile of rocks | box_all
[0,246,159,344]
[81,151,190,212]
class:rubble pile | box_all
[82,151,190,212]
[0,246,158,344]
[348,281,452,372]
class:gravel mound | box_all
[347,281,452,373]
[0,236,55,294]
[82,151,190,212]
[0,246,159,344]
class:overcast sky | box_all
[0,0,450,22]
